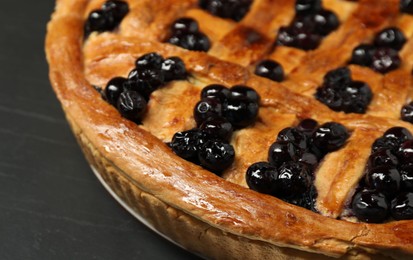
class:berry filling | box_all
[198,0,253,21]
[101,52,187,122]
[84,0,129,37]
[166,18,211,52]
[350,27,405,74]
[315,67,373,114]
[276,1,339,50]
[351,127,413,223]
[170,84,260,175]
[246,119,350,211]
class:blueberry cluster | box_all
[401,0,413,14]
[170,84,260,174]
[254,59,285,82]
[351,127,413,223]
[102,52,187,122]
[315,67,373,114]
[350,27,406,74]
[84,0,129,37]
[198,0,253,22]
[246,119,350,211]
[276,0,339,50]
[166,18,211,52]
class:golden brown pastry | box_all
[46,0,413,259]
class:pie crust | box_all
[46,0,413,259]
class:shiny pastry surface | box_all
[47,0,413,259]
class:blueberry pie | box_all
[46,0,413,259]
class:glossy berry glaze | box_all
[276,0,339,50]
[102,52,187,122]
[246,119,350,212]
[350,27,406,74]
[351,127,413,223]
[170,84,260,175]
[315,67,373,114]
[84,0,129,37]
[166,17,211,52]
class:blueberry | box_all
[341,81,373,113]
[276,161,312,199]
[401,102,413,123]
[383,127,413,144]
[350,44,374,66]
[84,10,112,35]
[198,140,235,174]
[128,68,138,79]
[167,32,211,52]
[290,15,315,33]
[162,57,187,81]
[400,164,413,191]
[295,185,318,211]
[135,53,164,70]
[276,25,321,51]
[117,90,147,121]
[372,137,401,153]
[374,27,406,51]
[398,140,413,164]
[276,26,296,47]
[316,78,372,114]
[391,192,413,220]
[102,0,129,22]
[323,67,352,87]
[84,1,129,37]
[312,122,350,153]
[315,85,344,111]
[298,152,319,171]
[246,162,279,195]
[312,10,339,36]
[401,0,413,14]
[254,59,284,82]
[199,116,233,141]
[223,96,259,128]
[277,127,308,151]
[297,118,319,136]
[133,68,165,90]
[194,97,223,126]
[229,85,260,103]
[268,141,297,167]
[104,77,127,106]
[352,189,389,223]
[295,0,322,15]
[201,84,230,102]
[370,47,401,74]
[123,78,153,101]
[367,149,398,169]
[170,129,205,161]
[198,0,252,21]
[365,166,401,196]
[171,18,199,34]
[293,30,321,51]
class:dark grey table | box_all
[0,2,197,259]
